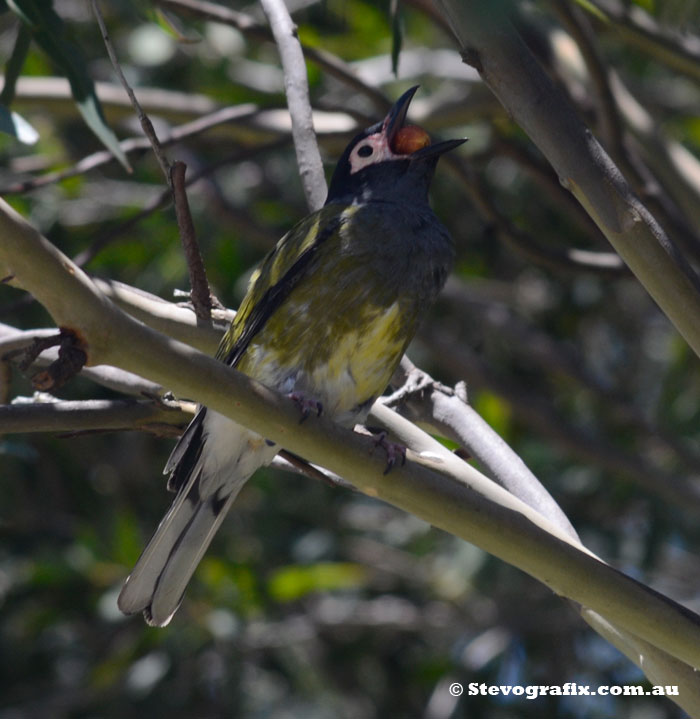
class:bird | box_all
[118,86,465,626]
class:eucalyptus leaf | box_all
[151,7,202,43]
[0,23,30,108]
[0,104,39,144]
[6,0,131,170]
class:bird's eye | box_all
[357,145,373,158]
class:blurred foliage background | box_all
[1,0,699,717]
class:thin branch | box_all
[0,24,31,107]
[580,0,700,84]
[170,161,213,322]
[550,3,700,264]
[444,155,626,274]
[610,72,700,235]
[72,138,289,267]
[425,323,700,514]
[259,0,327,210]
[157,0,392,113]
[382,355,579,539]
[8,75,219,120]
[91,0,170,180]
[92,0,218,322]
[0,104,262,195]
[551,0,625,155]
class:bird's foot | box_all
[289,392,323,424]
[370,430,406,475]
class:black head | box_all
[326,86,466,206]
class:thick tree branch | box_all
[4,199,700,675]
[432,0,700,362]
[0,398,188,436]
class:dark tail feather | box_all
[117,467,239,627]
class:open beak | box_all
[383,85,421,149]
[382,85,467,158]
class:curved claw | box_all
[372,431,407,475]
[289,392,323,424]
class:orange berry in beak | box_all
[393,125,431,155]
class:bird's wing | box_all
[164,204,346,493]
[216,203,346,367]
[119,205,351,625]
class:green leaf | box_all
[473,390,512,437]
[151,7,202,43]
[7,0,131,170]
[0,23,31,107]
[268,562,368,602]
[0,104,39,143]
[571,0,610,24]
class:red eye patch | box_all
[393,125,431,155]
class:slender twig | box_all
[609,74,700,229]
[157,0,392,113]
[92,1,213,319]
[170,161,213,322]
[433,0,700,360]
[0,24,31,107]
[425,323,700,513]
[0,104,261,195]
[551,2,700,265]
[552,1,624,156]
[91,0,170,180]
[579,0,700,83]
[72,138,289,267]
[259,0,327,210]
[444,155,626,274]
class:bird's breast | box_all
[233,200,452,424]
[238,297,407,425]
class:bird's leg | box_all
[289,392,323,423]
[366,427,407,475]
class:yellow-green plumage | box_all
[118,86,462,627]
[223,204,423,422]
